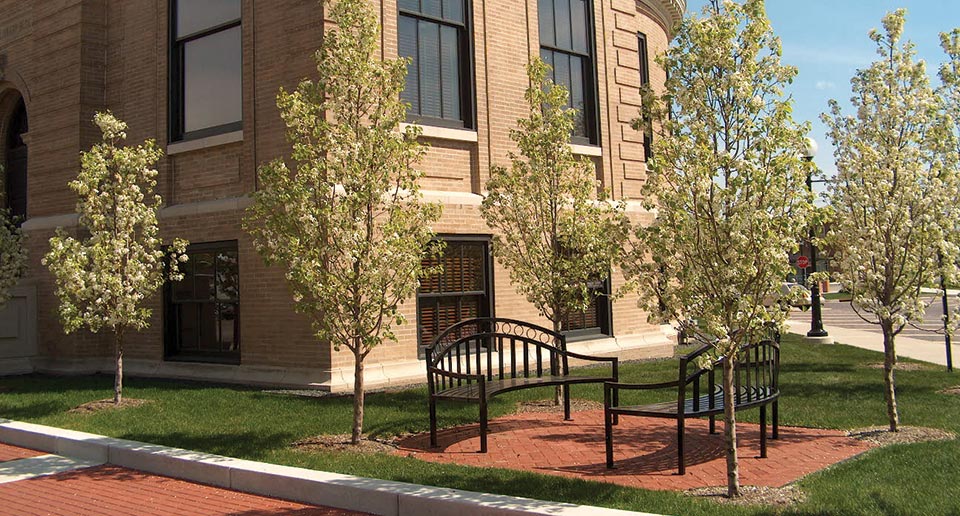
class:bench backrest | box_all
[423,318,567,392]
[678,339,780,414]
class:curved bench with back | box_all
[604,338,780,474]
[424,317,619,453]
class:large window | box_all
[638,32,653,161]
[165,241,240,364]
[170,0,242,141]
[561,278,611,338]
[4,98,27,221]
[417,239,492,349]
[539,0,598,144]
[398,0,474,128]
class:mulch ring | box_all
[686,485,807,507]
[847,426,955,446]
[515,398,603,414]
[292,434,397,454]
[938,386,960,396]
[68,398,152,414]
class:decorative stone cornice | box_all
[638,0,686,38]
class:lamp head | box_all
[802,137,818,160]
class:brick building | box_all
[0,0,684,391]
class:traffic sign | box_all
[797,256,810,269]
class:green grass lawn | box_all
[2,335,959,515]
[822,292,852,301]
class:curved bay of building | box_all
[0,0,684,391]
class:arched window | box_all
[5,98,27,221]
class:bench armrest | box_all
[562,350,617,363]
[427,367,484,382]
[604,380,679,391]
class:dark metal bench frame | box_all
[424,317,619,453]
[604,338,780,474]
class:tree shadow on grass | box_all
[0,400,66,420]
[115,431,298,460]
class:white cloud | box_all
[815,80,836,90]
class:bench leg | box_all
[613,388,619,426]
[563,384,571,421]
[429,397,438,448]
[709,415,716,434]
[479,399,488,453]
[760,405,768,459]
[605,407,615,468]
[677,418,685,475]
[772,400,779,440]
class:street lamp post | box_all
[803,138,828,339]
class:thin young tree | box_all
[0,166,27,310]
[823,10,958,432]
[633,0,812,497]
[245,0,442,444]
[44,112,188,405]
[480,59,630,369]
[939,28,960,335]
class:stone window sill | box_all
[167,130,244,156]
[400,123,478,143]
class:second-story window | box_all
[539,0,598,145]
[170,0,242,142]
[398,0,474,129]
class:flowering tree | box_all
[44,112,188,405]
[245,0,442,444]
[480,59,629,358]
[632,0,812,497]
[823,10,958,432]
[0,167,27,309]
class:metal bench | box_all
[604,338,780,473]
[424,317,619,453]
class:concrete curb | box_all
[0,419,663,516]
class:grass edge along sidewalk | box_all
[0,336,959,515]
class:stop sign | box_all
[797,256,810,269]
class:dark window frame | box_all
[168,1,243,143]
[538,0,600,145]
[164,240,241,365]
[416,235,494,356]
[638,32,653,162]
[398,0,476,129]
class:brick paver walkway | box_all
[396,409,874,491]
[0,445,369,516]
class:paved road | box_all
[789,296,960,367]
[803,294,952,343]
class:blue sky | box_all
[684,0,959,187]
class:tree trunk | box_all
[113,329,124,406]
[352,345,365,445]
[723,356,740,498]
[881,320,900,432]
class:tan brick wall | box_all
[2,0,676,386]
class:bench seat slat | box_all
[609,386,776,418]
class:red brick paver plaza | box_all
[396,409,874,491]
